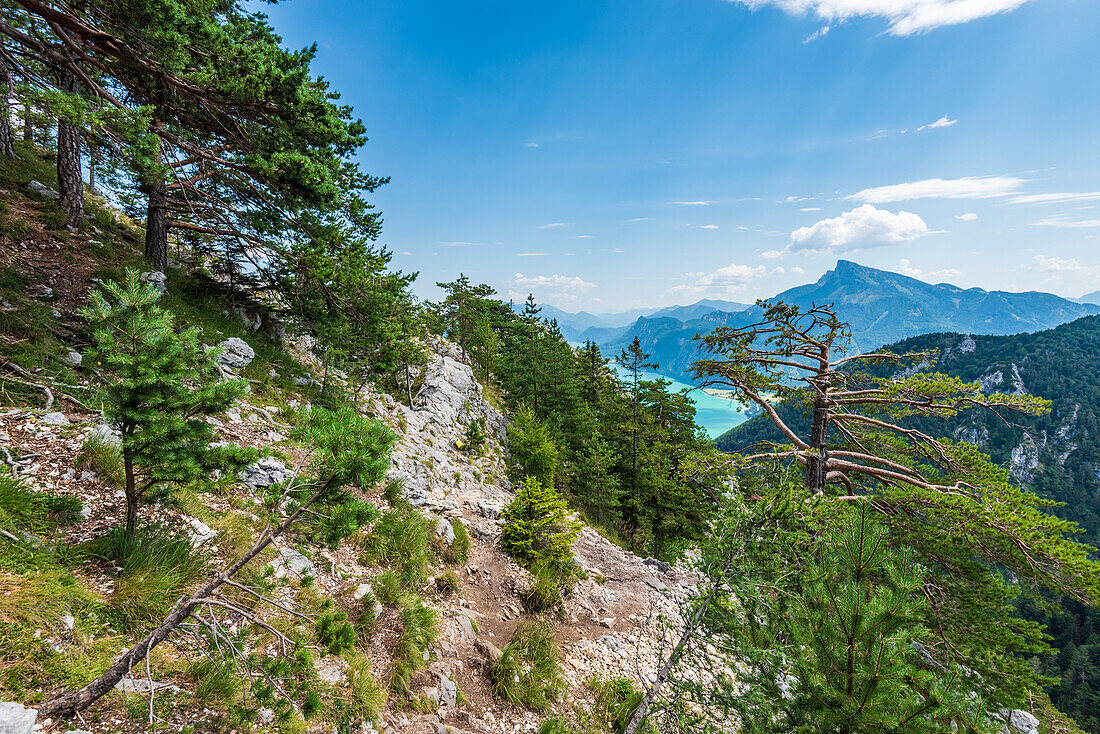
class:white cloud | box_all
[761,249,785,259]
[525,141,539,148]
[441,241,476,247]
[789,204,927,253]
[699,224,720,229]
[537,222,569,229]
[918,115,957,131]
[626,217,649,222]
[803,24,830,42]
[790,266,805,274]
[955,212,978,221]
[574,234,594,239]
[517,252,546,257]
[1030,255,1095,274]
[1031,217,1100,229]
[673,200,714,206]
[669,263,769,298]
[730,0,1031,36]
[508,273,598,304]
[897,258,961,279]
[800,207,821,212]
[851,176,1027,203]
[1010,191,1100,205]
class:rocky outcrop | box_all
[214,337,255,371]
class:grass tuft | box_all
[490,619,565,712]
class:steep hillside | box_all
[587,260,1100,380]
[0,161,692,734]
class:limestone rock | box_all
[998,709,1040,734]
[475,638,502,663]
[271,547,314,579]
[0,702,36,734]
[185,517,217,548]
[61,349,82,367]
[40,412,69,426]
[239,457,293,488]
[139,270,167,294]
[215,337,255,370]
[435,517,455,545]
[26,180,59,200]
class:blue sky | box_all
[262,0,1100,311]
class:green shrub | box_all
[189,657,241,708]
[372,570,402,605]
[490,620,565,712]
[461,418,486,454]
[588,678,644,732]
[507,404,558,485]
[501,476,582,573]
[74,433,124,490]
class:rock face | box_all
[215,337,255,370]
[0,702,36,734]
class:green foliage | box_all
[507,403,560,486]
[359,504,436,589]
[435,569,461,595]
[441,517,471,565]
[81,269,255,539]
[520,564,567,615]
[315,610,356,655]
[74,433,124,491]
[462,417,487,454]
[0,471,81,537]
[490,620,565,712]
[390,594,438,695]
[501,476,582,573]
[87,523,207,627]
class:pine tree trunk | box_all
[123,458,138,542]
[56,63,84,228]
[143,179,169,272]
[23,100,32,144]
[0,48,14,158]
[805,395,828,494]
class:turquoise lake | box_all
[609,365,750,439]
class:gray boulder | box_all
[61,349,82,367]
[271,547,314,579]
[598,634,624,654]
[0,703,35,734]
[215,337,255,370]
[435,517,455,545]
[139,270,167,294]
[26,180,59,200]
[998,709,1040,734]
[40,412,69,426]
[239,457,294,488]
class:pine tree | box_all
[501,476,583,572]
[506,403,559,487]
[80,269,254,541]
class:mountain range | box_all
[544,260,1100,380]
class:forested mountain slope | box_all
[588,260,1100,380]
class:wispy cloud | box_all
[574,234,594,239]
[955,212,978,221]
[1031,217,1100,229]
[800,207,821,212]
[525,141,539,148]
[918,115,957,131]
[537,222,569,229]
[789,204,928,253]
[673,200,714,206]
[803,24,830,42]
[1010,192,1100,205]
[851,176,1028,203]
[517,252,546,257]
[626,217,650,222]
[699,224,720,230]
[441,241,477,247]
[729,0,1032,36]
